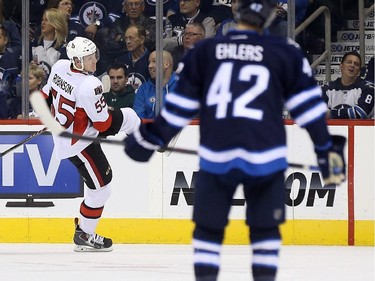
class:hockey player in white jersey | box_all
[40,37,140,251]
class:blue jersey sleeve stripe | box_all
[166,92,200,110]
[161,108,192,128]
[354,105,368,118]
[294,102,327,127]
[285,86,322,111]
[199,145,287,164]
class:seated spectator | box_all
[365,56,374,83]
[269,0,309,37]
[133,50,178,119]
[8,64,45,119]
[322,51,375,119]
[31,8,68,78]
[200,0,233,27]
[143,0,179,19]
[69,0,119,40]
[100,0,156,54]
[115,24,150,91]
[216,0,237,37]
[0,0,22,57]
[2,0,47,45]
[171,22,205,69]
[0,26,21,119]
[163,0,216,52]
[103,62,135,110]
[47,0,86,42]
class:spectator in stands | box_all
[103,62,135,110]
[47,0,85,42]
[163,0,216,52]
[133,50,177,119]
[103,0,156,53]
[115,24,150,91]
[200,0,233,27]
[171,22,205,69]
[70,0,119,40]
[216,0,238,36]
[9,64,45,119]
[0,0,22,57]
[0,26,21,119]
[322,51,375,119]
[269,0,309,37]
[143,0,179,19]
[2,0,47,44]
[365,56,374,83]
[31,8,68,79]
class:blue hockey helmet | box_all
[235,0,277,29]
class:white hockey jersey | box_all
[42,59,110,159]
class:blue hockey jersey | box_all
[152,29,331,176]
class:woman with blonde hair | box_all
[31,8,68,79]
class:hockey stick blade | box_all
[0,127,47,157]
[29,91,318,168]
[101,74,111,92]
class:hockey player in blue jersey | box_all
[123,0,346,280]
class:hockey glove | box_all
[315,135,346,187]
[124,124,165,162]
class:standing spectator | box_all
[322,51,375,119]
[123,1,346,280]
[39,36,140,251]
[31,8,68,79]
[0,26,20,119]
[0,0,22,57]
[171,22,205,69]
[163,0,216,52]
[133,50,177,119]
[47,0,86,42]
[116,24,150,91]
[103,62,135,110]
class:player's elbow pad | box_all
[120,107,141,134]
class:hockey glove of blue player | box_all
[315,135,346,186]
[124,124,165,162]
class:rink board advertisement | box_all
[0,132,82,204]
[0,123,373,246]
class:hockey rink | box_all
[0,244,373,281]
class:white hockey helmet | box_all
[66,37,98,71]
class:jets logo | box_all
[79,2,107,27]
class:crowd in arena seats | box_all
[0,0,373,119]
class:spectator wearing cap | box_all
[103,62,136,109]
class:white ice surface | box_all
[0,244,373,281]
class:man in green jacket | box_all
[103,62,135,110]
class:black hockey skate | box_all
[73,218,113,252]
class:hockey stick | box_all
[0,127,47,158]
[101,74,110,92]
[29,91,320,170]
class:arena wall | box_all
[0,120,373,245]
